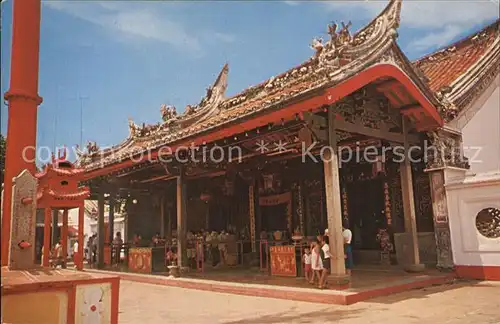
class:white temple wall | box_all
[446,172,500,280]
[460,79,500,174]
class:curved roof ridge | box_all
[414,19,499,64]
[220,0,403,105]
[80,0,411,171]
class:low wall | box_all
[446,172,500,280]
[394,232,437,266]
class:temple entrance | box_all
[261,204,288,232]
[347,179,386,251]
[259,192,293,237]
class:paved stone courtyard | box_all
[119,280,500,323]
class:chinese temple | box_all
[75,0,499,281]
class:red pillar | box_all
[43,207,51,267]
[1,0,43,266]
[77,204,85,270]
[62,209,69,268]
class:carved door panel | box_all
[347,179,385,249]
[306,191,324,236]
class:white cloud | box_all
[213,32,236,43]
[323,0,499,51]
[283,1,301,6]
[43,1,234,55]
[410,25,464,51]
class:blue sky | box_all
[1,0,498,162]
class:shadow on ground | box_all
[222,306,361,324]
[365,279,481,304]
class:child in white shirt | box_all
[303,247,312,282]
[310,242,323,284]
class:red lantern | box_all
[200,193,211,202]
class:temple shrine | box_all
[1,0,498,314]
[74,0,500,283]
[36,149,90,270]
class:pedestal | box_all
[1,267,120,324]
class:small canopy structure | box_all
[35,149,90,269]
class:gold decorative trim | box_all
[249,185,256,252]
[383,182,392,226]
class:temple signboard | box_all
[270,246,297,277]
[128,248,153,273]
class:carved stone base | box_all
[403,263,426,273]
[434,226,454,269]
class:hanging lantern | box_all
[223,179,234,196]
[200,192,212,203]
[262,174,274,191]
[372,153,385,177]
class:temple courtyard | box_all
[119,280,500,323]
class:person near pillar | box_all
[112,232,123,265]
[303,247,312,283]
[319,235,331,289]
[310,240,323,286]
[73,240,80,269]
[342,226,353,276]
[91,234,98,267]
[51,240,64,268]
[86,234,94,265]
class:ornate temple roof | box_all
[77,1,499,174]
[36,150,90,206]
[414,20,499,112]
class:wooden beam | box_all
[176,169,187,267]
[42,207,51,267]
[400,117,423,270]
[77,203,84,270]
[62,209,68,269]
[400,104,422,113]
[97,191,105,269]
[334,119,419,144]
[324,108,347,277]
[51,209,58,247]
[139,174,175,183]
[109,196,115,244]
[187,170,226,180]
[160,195,165,238]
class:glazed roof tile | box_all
[414,20,499,93]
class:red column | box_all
[62,209,69,268]
[77,204,85,270]
[1,0,43,266]
[43,207,51,267]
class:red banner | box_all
[128,248,152,273]
[270,245,296,277]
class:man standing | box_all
[112,232,123,265]
[73,240,79,269]
[92,234,98,267]
[342,226,353,276]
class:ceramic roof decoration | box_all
[415,20,499,121]
[76,0,499,173]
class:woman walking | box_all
[310,240,323,287]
